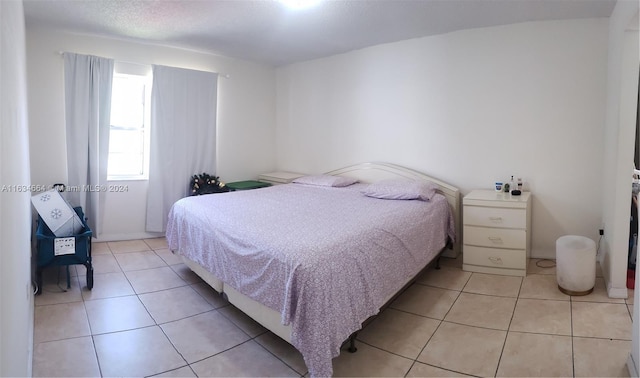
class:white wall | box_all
[601,1,639,299]
[599,1,640,375]
[0,0,34,375]
[26,29,278,240]
[276,18,608,260]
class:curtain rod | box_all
[57,51,231,79]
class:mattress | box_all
[166,182,454,376]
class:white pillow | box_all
[361,179,438,201]
[292,175,359,187]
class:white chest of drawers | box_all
[463,190,532,277]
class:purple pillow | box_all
[362,179,438,201]
[292,175,358,187]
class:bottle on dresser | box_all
[510,175,522,196]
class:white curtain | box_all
[63,53,114,237]
[146,65,218,232]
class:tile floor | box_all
[33,238,635,377]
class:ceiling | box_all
[23,0,618,67]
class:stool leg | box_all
[65,266,71,289]
[35,269,43,295]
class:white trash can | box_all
[556,235,596,295]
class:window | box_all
[108,72,151,180]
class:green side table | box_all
[226,180,272,191]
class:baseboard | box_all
[94,232,164,242]
[530,248,555,260]
[606,281,629,299]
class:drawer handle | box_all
[488,256,503,265]
[489,217,503,223]
[488,236,503,244]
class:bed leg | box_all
[348,333,358,353]
[435,256,441,270]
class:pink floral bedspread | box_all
[166,183,455,377]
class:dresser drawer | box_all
[464,206,526,229]
[463,245,527,270]
[464,226,526,249]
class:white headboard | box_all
[325,162,461,258]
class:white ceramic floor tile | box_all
[520,274,570,301]
[190,340,299,377]
[444,292,516,330]
[572,302,633,340]
[35,273,83,306]
[170,263,204,284]
[332,342,414,377]
[114,250,167,271]
[358,308,440,359]
[92,241,111,254]
[527,259,557,275]
[85,295,155,334]
[144,237,169,250]
[34,301,91,344]
[390,283,459,320]
[497,332,573,377]
[108,239,151,253]
[255,332,308,375]
[81,271,135,301]
[161,311,251,363]
[407,361,472,377]
[418,322,506,377]
[155,248,183,266]
[218,305,268,337]
[32,249,635,378]
[509,298,571,335]
[416,265,472,291]
[93,326,185,377]
[190,282,229,309]
[32,336,100,377]
[573,337,632,377]
[571,277,626,303]
[139,285,213,324]
[462,273,522,298]
[125,266,187,294]
[91,253,122,274]
[151,366,197,377]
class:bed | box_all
[166,162,460,377]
